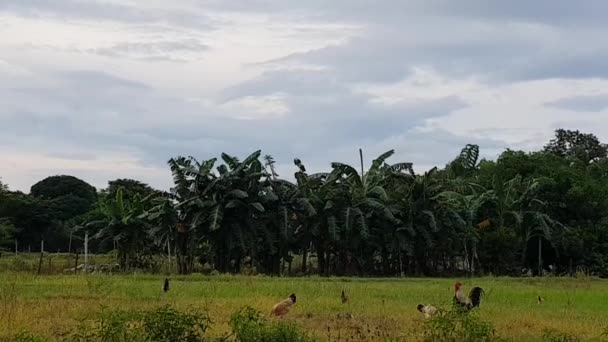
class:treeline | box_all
[2,129,608,277]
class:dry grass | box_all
[1,273,607,341]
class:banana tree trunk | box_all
[316,242,326,276]
[538,236,542,277]
[301,247,308,273]
[463,239,470,274]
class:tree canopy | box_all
[3,129,608,277]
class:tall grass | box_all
[1,274,607,340]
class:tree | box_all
[105,179,158,201]
[0,218,15,250]
[544,129,607,164]
[0,178,8,193]
[85,188,153,270]
[31,175,97,202]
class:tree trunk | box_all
[463,239,470,274]
[316,243,326,276]
[381,248,390,276]
[538,236,543,277]
[301,247,308,273]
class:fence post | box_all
[84,232,89,274]
[37,239,44,275]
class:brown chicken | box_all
[271,293,296,317]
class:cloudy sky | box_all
[2,1,608,191]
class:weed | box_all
[70,305,212,342]
[141,305,212,341]
[229,306,312,342]
[423,308,498,342]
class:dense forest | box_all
[2,129,608,277]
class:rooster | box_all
[453,281,484,310]
[417,304,437,318]
[341,289,349,304]
[271,293,296,317]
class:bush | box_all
[69,305,212,342]
[229,306,312,342]
[423,308,498,342]
[141,305,212,341]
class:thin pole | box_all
[37,239,44,275]
[84,232,89,274]
[359,148,364,178]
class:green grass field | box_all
[1,272,607,341]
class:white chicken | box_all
[416,304,437,318]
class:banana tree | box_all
[292,158,333,275]
[436,186,491,275]
[188,151,267,273]
[86,188,152,271]
[323,149,401,275]
[166,155,217,274]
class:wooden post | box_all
[37,240,44,275]
[84,232,89,274]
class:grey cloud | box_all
[0,0,215,30]
[89,39,209,61]
[1,64,468,186]
[546,94,608,112]
[3,1,608,191]
[201,0,608,27]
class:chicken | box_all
[163,278,170,293]
[341,290,349,304]
[537,296,544,304]
[271,293,296,317]
[417,304,437,318]
[453,281,484,310]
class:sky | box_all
[2,1,608,192]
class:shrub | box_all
[141,305,212,341]
[423,308,498,342]
[69,305,211,342]
[229,306,312,342]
